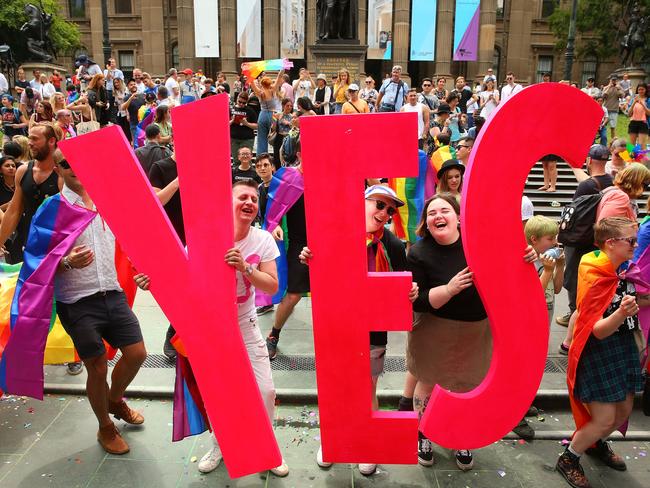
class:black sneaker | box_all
[558,342,569,356]
[66,362,83,375]
[556,313,571,327]
[417,431,434,466]
[455,450,473,471]
[585,440,626,471]
[266,336,278,360]
[556,451,592,488]
[525,405,539,417]
[256,305,274,316]
[512,417,535,440]
[397,396,413,412]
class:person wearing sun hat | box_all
[300,184,418,476]
[436,159,465,201]
[341,83,369,114]
[179,69,200,104]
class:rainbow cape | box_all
[0,194,136,399]
[134,107,155,149]
[389,150,429,243]
[241,58,294,81]
[256,168,304,306]
[567,250,620,433]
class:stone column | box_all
[306,0,318,68]
[358,0,368,45]
[177,0,198,70]
[435,0,453,80]
[141,0,166,75]
[264,0,280,58]
[218,0,237,77]
[393,0,411,85]
[87,0,105,63]
[504,0,534,84]
[476,0,497,83]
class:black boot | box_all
[163,325,177,360]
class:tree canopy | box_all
[0,0,81,64]
[548,0,650,64]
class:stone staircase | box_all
[525,162,649,220]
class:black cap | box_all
[437,103,451,114]
[588,144,610,161]
[437,159,465,180]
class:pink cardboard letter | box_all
[58,95,281,477]
[300,113,419,463]
[420,83,604,448]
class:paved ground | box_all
[1,395,650,488]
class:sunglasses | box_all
[58,159,71,169]
[609,237,637,246]
[367,198,396,216]
[457,144,471,149]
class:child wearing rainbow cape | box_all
[557,217,649,488]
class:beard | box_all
[31,146,51,161]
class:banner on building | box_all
[453,0,480,61]
[280,0,305,59]
[237,0,262,58]
[367,0,393,60]
[410,0,436,61]
[194,0,220,57]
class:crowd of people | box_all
[1,58,650,488]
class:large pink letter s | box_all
[300,113,420,463]
[420,83,604,448]
[59,95,281,477]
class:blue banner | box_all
[453,0,480,61]
[410,0,437,61]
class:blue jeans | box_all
[257,110,273,154]
[598,126,608,146]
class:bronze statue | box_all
[20,3,56,63]
[620,2,648,67]
[316,0,358,41]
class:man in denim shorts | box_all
[54,158,147,455]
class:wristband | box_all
[245,264,254,276]
[62,256,73,270]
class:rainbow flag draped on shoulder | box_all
[0,194,137,399]
[134,107,155,149]
[389,150,429,243]
[567,250,619,433]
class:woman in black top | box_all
[0,156,16,210]
[407,193,536,471]
[86,74,109,125]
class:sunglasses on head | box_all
[610,237,637,246]
[58,159,71,169]
[367,198,396,216]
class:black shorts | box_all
[286,242,310,294]
[56,290,143,360]
[628,120,649,135]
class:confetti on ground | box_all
[58,397,66,401]
[23,423,31,428]
[537,416,545,422]
[561,439,570,446]
[517,439,526,445]
[497,469,506,477]
[640,451,647,457]
[190,456,197,463]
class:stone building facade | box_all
[57,0,622,86]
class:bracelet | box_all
[62,256,73,271]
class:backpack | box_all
[558,179,604,247]
[281,128,300,166]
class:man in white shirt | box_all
[581,77,601,98]
[103,57,124,97]
[401,88,430,149]
[500,71,523,102]
[0,72,8,96]
[164,68,181,104]
[29,70,43,92]
[133,68,146,94]
[482,68,497,85]
[53,159,147,456]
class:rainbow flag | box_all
[172,353,210,441]
[134,107,155,149]
[0,195,137,399]
[568,250,620,433]
[241,58,294,81]
[389,150,429,243]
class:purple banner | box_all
[453,0,480,61]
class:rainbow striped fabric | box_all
[241,58,294,81]
[389,150,429,243]
[0,194,137,399]
[133,107,155,149]
[172,353,209,441]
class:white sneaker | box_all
[270,458,289,477]
[316,446,333,468]
[198,446,223,473]
[358,463,377,476]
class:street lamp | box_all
[563,0,579,81]
[100,0,111,65]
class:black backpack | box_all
[558,179,604,247]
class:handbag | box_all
[76,105,100,135]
